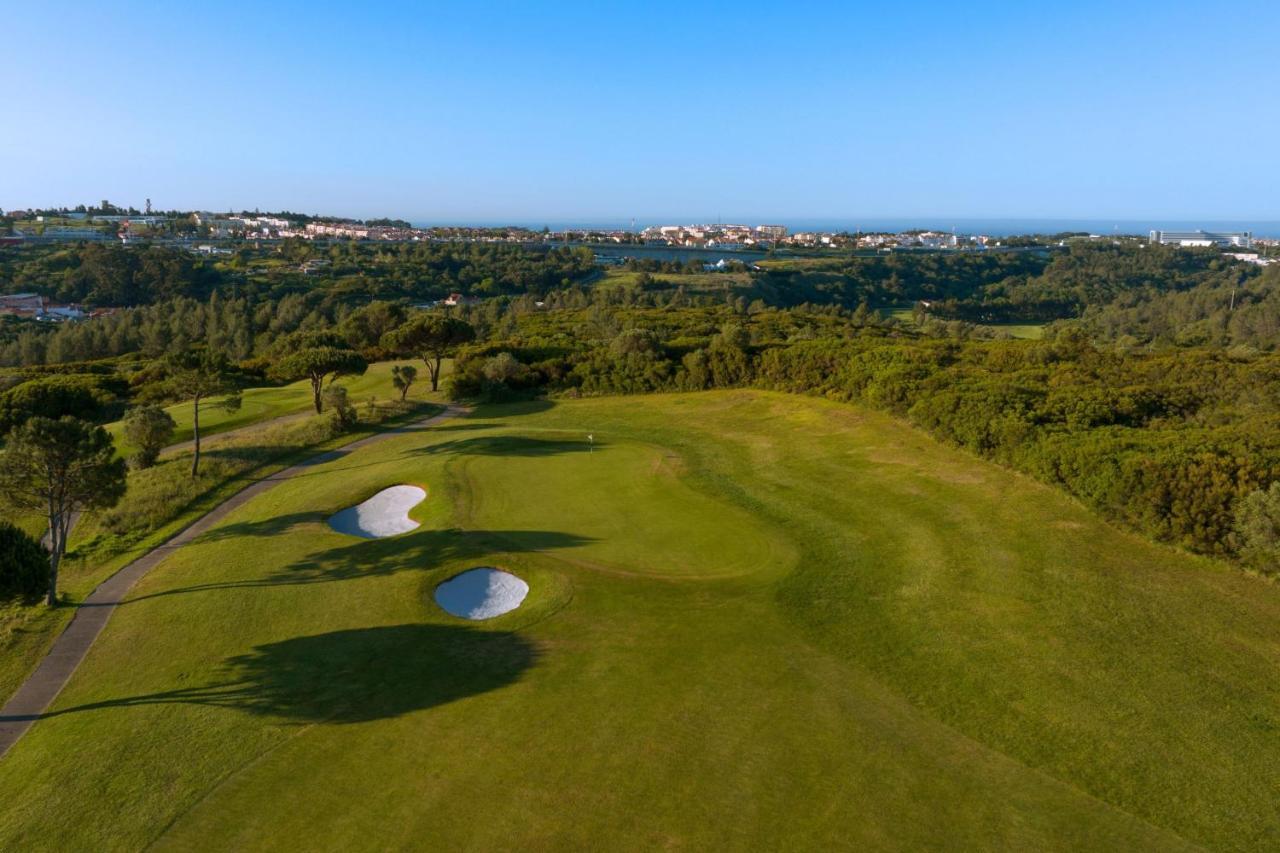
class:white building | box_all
[1150,230,1253,248]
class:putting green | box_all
[452,432,793,579]
[0,391,1276,851]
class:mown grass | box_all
[597,268,753,293]
[0,397,443,707]
[1,391,1276,849]
[889,307,1046,339]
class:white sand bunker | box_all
[328,485,426,538]
[434,568,529,620]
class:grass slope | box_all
[0,399,444,708]
[106,359,449,456]
[1,391,1277,849]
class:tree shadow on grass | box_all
[25,623,537,725]
[194,511,328,543]
[408,435,601,458]
[468,399,554,419]
[423,422,506,433]
[295,449,348,467]
[120,528,592,604]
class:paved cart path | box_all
[0,404,465,759]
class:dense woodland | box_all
[759,243,1263,323]
[0,240,596,307]
[4,238,1280,587]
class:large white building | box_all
[1150,230,1253,248]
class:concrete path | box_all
[38,404,318,545]
[0,404,465,759]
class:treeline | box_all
[0,240,598,309]
[446,301,1280,563]
[760,244,1260,322]
[759,251,1048,311]
[263,240,596,300]
[0,289,400,367]
[0,244,223,305]
[3,293,289,366]
[1078,262,1280,349]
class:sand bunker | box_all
[328,485,426,538]
[434,568,529,620]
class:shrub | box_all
[123,404,177,469]
[1234,483,1280,573]
[0,521,49,601]
[322,385,357,430]
[0,374,115,433]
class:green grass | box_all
[6,513,46,540]
[597,268,753,293]
[987,322,1046,339]
[890,307,1046,339]
[106,360,449,457]
[0,398,444,709]
[1,391,1277,849]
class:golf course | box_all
[1,390,1277,850]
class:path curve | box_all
[0,404,466,759]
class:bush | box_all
[0,521,49,601]
[1234,483,1280,573]
[322,384,357,430]
[0,374,116,433]
[123,404,176,469]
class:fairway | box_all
[889,307,1045,339]
[1,391,1277,850]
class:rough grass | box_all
[106,359,449,457]
[0,391,1276,850]
[0,399,442,707]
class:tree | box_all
[381,314,475,392]
[391,364,418,401]
[274,338,368,414]
[0,417,126,605]
[122,404,176,469]
[0,375,113,434]
[610,328,660,357]
[1234,483,1280,574]
[339,301,408,354]
[715,322,751,351]
[0,520,48,602]
[163,350,241,477]
[482,352,526,385]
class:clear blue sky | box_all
[4,1,1277,223]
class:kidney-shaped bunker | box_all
[435,568,529,620]
[328,485,426,538]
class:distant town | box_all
[4,201,1275,256]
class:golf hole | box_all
[328,485,426,538]
[435,568,530,620]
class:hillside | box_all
[1,392,1276,849]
